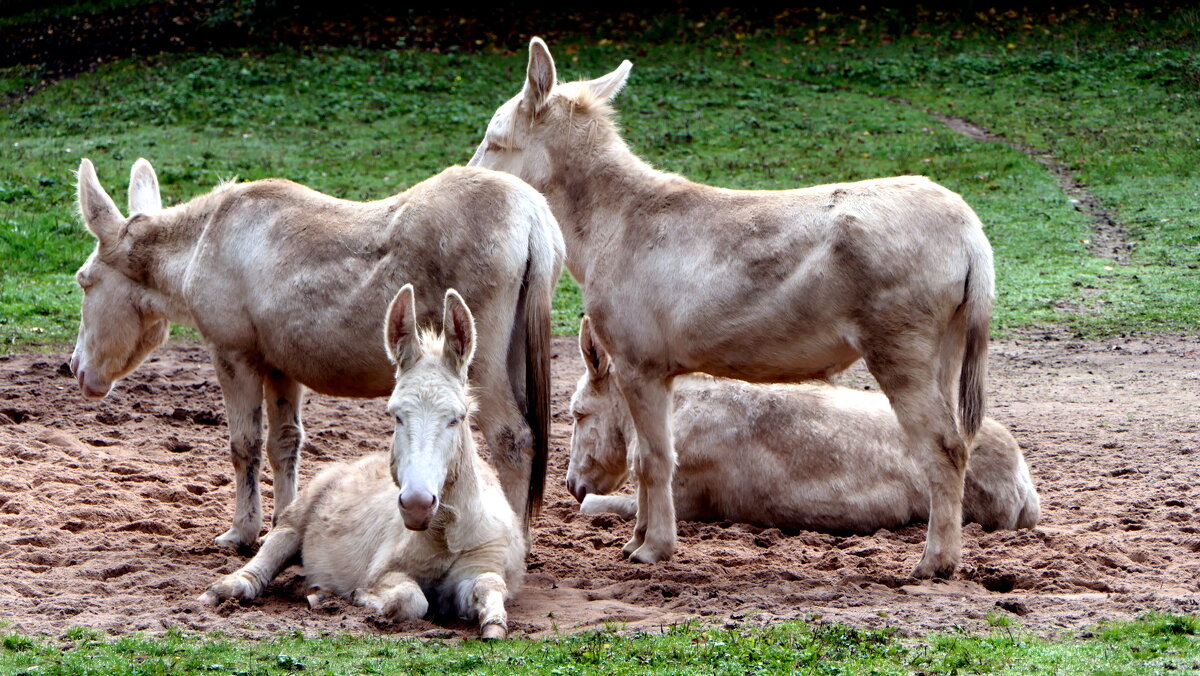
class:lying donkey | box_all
[201,286,524,639]
[567,318,1040,534]
[71,159,563,548]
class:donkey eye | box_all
[486,142,506,152]
[394,415,405,426]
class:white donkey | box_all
[469,39,995,577]
[201,286,524,639]
[568,318,1040,534]
[71,159,563,548]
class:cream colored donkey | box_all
[71,159,563,548]
[469,39,995,577]
[201,286,524,639]
[568,318,1040,534]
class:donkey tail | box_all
[514,193,565,520]
[958,233,994,442]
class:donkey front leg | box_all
[616,373,677,564]
[200,524,300,605]
[264,370,305,523]
[354,571,428,621]
[212,351,265,549]
[580,494,637,519]
[452,572,510,639]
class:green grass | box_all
[1,9,1196,350]
[2,614,1199,674]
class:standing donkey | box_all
[201,286,524,639]
[469,39,995,578]
[71,159,563,548]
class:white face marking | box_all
[386,350,470,527]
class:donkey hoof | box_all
[621,536,643,557]
[214,528,253,549]
[911,557,958,580]
[628,543,672,564]
[480,622,507,640]
[198,590,221,607]
[306,590,330,609]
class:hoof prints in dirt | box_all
[0,335,1199,637]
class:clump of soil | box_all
[1,334,1198,639]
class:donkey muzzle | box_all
[566,476,587,503]
[398,490,437,531]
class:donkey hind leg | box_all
[199,525,300,605]
[472,355,535,539]
[264,370,305,524]
[871,357,969,579]
[616,374,677,564]
[212,352,265,549]
[452,572,509,639]
[354,571,428,621]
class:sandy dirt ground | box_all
[1,333,1198,640]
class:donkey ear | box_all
[442,289,476,375]
[384,284,420,368]
[77,158,124,244]
[522,37,557,112]
[128,158,162,215]
[578,316,611,379]
[583,60,632,102]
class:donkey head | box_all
[70,158,170,399]
[565,317,635,503]
[467,37,632,189]
[384,284,476,531]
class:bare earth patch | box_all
[1,335,1198,639]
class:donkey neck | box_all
[121,188,231,326]
[543,130,688,284]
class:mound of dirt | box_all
[1,334,1198,639]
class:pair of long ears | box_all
[522,37,634,113]
[385,285,476,376]
[77,158,163,245]
[578,316,612,380]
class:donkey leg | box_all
[580,494,637,519]
[355,571,428,621]
[264,370,305,524]
[452,572,509,639]
[212,351,265,549]
[200,525,300,605]
[616,374,676,564]
[871,359,968,579]
[472,362,534,540]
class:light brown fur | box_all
[470,39,994,577]
[71,159,564,548]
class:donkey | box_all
[201,286,524,639]
[71,158,563,548]
[568,318,1039,534]
[469,39,995,577]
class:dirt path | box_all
[1,334,1198,639]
